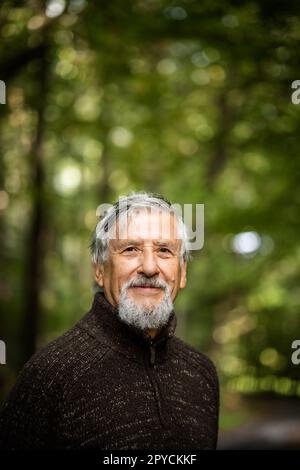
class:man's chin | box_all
[128,295,164,311]
[118,290,173,331]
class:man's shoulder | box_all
[171,335,219,385]
[20,310,109,385]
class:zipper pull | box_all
[150,343,156,366]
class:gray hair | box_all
[90,192,191,277]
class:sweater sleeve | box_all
[0,355,60,449]
[201,354,220,449]
[211,362,220,449]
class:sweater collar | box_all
[79,291,177,365]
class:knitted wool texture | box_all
[0,292,219,449]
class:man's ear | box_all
[94,263,104,288]
[179,261,187,289]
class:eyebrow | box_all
[154,240,178,249]
[114,239,178,249]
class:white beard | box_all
[118,278,174,331]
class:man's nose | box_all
[137,249,160,277]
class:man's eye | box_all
[124,246,138,252]
[159,247,172,253]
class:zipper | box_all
[148,335,167,366]
[146,341,165,426]
[149,341,156,366]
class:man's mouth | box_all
[132,286,162,289]
[130,286,163,294]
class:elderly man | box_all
[0,192,219,450]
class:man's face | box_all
[94,208,187,313]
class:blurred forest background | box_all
[1,0,300,449]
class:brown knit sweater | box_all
[0,292,219,450]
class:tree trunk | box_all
[19,38,49,367]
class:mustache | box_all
[125,277,168,290]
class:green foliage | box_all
[1,0,300,421]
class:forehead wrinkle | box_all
[112,239,172,246]
[117,208,179,239]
